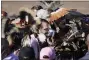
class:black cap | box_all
[19,47,35,60]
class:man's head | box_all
[18,47,35,60]
[1,11,8,17]
[39,19,49,34]
[19,11,35,26]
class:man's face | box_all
[40,21,49,34]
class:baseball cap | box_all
[40,47,56,60]
[18,47,35,60]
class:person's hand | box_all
[14,49,20,56]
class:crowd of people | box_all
[1,5,89,60]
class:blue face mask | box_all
[47,29,55,37]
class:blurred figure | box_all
[1,38,9,60]
[38,19,55,46]
[18,47,35,60]
[38,19,55,35]
[1,11,8,18]
[40,47,56,60]
[79,34,89,60]
[39,19,50,34]
[3,33,35,60]
[11,10,35,28]
[3,49,19,60]
[3,46,35,60]
[3,32,22,60]
[31,5,50,20]
[21,33,39,60]
[19,7,36,18]
[1,11,8,38]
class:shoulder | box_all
[79,56,89,60]
[79,52,89,60]
[3,53,19,60]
